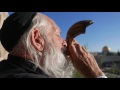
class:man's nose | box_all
[62,40,67,47]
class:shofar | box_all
[0,12,9,61]
[65,20,94,55]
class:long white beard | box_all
[41,41,74,78]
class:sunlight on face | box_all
[40,34,74,78]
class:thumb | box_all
[68,38,77,57]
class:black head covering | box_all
[0,12,37,52]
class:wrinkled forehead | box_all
[38,13,61,33]
[48,18,61,34]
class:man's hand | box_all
[68,38,105,78]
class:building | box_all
[102,46,111,55]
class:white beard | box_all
[40,40,74,78]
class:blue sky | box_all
[8,12,120,52]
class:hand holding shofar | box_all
[65,20,94,56]
[65,20,106,78]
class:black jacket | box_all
[0,54,49,78]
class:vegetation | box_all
[99,59,104,69]
[73,70,84,78]
[106,52,116,56]
[99,61,120,78]
[117,50,120,56]
[104,63,120,75]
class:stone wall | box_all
[95,55,120,63]
[0,12,9,61]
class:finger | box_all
[82,46,89,55]
[68,38,79,63]
[75,44,87,57]
[74,39,79,44]
[68,38,74,45]
[82,47,95,59]
[68,38,77,56]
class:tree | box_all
[117,49,120,56]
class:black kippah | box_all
[0,12,37,52]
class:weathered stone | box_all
[0,12,9,61]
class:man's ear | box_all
[30,28,44,51]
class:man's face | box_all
[47,19,67,52]
[41,32,73,78]
[39,17,73,78]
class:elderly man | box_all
[0,12,106,78]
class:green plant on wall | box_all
[73,70,84,78]
[99,59,104,69]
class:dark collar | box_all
[7,54,48,77]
